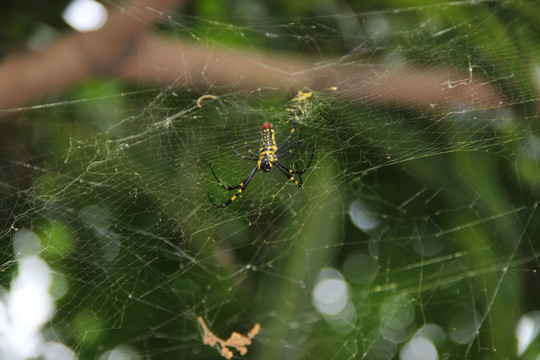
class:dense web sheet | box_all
[2,1,540,359]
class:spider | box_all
[207,91,315,208]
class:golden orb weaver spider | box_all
[207,91,315,208]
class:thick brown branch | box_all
[0,0,506,113]
[0,0,182,111]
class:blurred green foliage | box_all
[2,1,540,360]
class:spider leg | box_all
[273,161,304,188]
[277,92,311,153]
[294,162,304,185]
[223,125,258,161]
[208,162,242,190]
[275,145,315,173]
[276,104,302,154]
[207,164,259,208]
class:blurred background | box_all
[1,0,540,359]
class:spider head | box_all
[261,122,273,130]
[260,158,272,172]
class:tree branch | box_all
[0,0,505,114]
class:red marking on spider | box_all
[261,122,273,130]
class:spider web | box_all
[2,1,540,359]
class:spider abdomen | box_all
[258,122,277,172]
